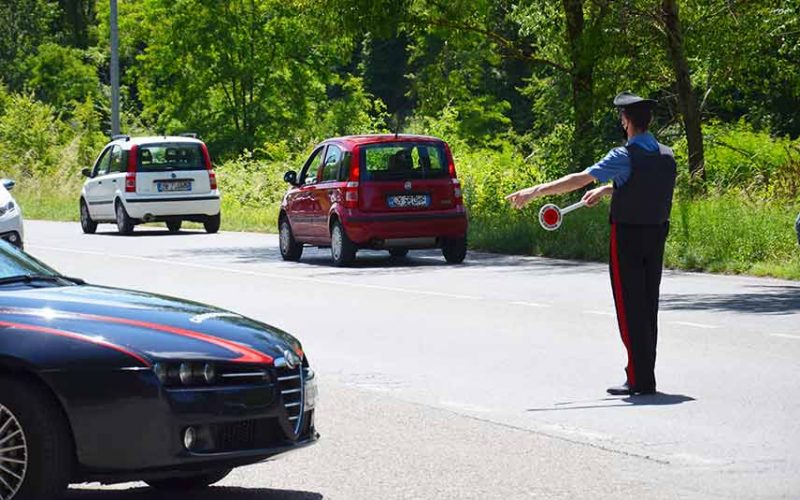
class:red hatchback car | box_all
[279,135,468,266]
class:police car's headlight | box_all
[304,368,317,411]
[0,201,15,217]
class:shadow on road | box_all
[66,485,322,500]
[661,285,800,315]
[527,393,695,412]
[161,243,600,276]
[92,229,210,237]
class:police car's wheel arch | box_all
[0,374,75,500]
[79,198,97,234]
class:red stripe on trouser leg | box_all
[610,223,636,387]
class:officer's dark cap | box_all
[613,91,657,110]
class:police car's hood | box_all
[0,284,302,365]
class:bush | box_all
[672,120,800,200]
[0,91,64,178]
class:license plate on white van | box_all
[156,180,192,192]
[387,194,430,208]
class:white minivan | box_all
[80,135,221,234]
[0,179,23,248]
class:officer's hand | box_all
[582,185,611,207]
[505,186,541,209]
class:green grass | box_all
[15,179,81,222]
[468,194,800,280]
[15,180,280,233]
[13,181,800,280]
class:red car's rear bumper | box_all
[340,207,468,245]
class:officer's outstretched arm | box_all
[506,173,595,209]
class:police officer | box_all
[506,92,677,396]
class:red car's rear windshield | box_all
[137,143,206,172]
[360,142,449,180]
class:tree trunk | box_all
[562,0,596,169]
[661,0,705,180]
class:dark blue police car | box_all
[0,242,317,499]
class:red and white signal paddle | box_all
[538,200,586,231]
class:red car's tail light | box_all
[452,178,463,205]
[344,146,360,208]
[125,144,138,193]
[444,143,462,206]
[344,182,359,208]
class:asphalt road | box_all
[22,220,800,499]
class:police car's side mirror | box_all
[81,168,93,178]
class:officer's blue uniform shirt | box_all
[584,132,660,187]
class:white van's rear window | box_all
[137,143,206,172]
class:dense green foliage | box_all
[1,0,799,278]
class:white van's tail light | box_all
[201,143,217,190]
[125,144,139,193]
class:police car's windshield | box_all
[0,240,72,285]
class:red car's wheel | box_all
[279,219,303,261]
[331,221,356,267]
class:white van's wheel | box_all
[115,201,134,235]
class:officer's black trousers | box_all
[609,222,669,391]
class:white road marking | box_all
[511,301,552,308]
[770,333,800,341]
[28,244,482,301]
[669,321,719,329]
[583,310,614,317]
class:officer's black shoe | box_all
[606,383,656,396]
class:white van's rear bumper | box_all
[121,193,221,219]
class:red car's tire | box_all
[279,219,303,261]
[331,221,356,267]
[442,237,467,264]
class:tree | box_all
[24,42,99,111]
[124,0,351,154]
[0,0,59,90]
[661,0,704,179]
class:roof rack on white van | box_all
[111,134,130,142]
[179,132,198,138]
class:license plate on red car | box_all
[387,194,430,208]
[156,180,192,192]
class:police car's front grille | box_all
[209,417,282,452]
[276,366,303,435]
